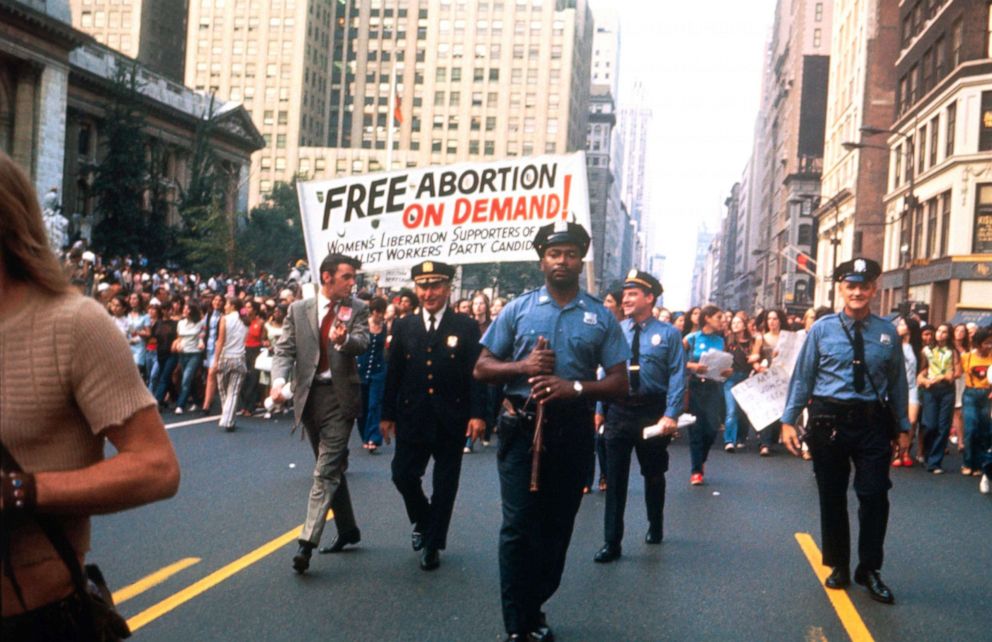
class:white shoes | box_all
[981,474,990,495]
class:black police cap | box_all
[833,257,881,283]
[411,260,455,285]
[622,269,663,297]
[532,220,591,258]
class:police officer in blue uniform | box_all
[474,221,630,642]
[380,261,487,571]
[594,270,686,564]
[782,258,909,604]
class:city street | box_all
[93,413,991,641]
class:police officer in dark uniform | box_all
[380,261,487,571]
[594,270,686,563]
[782,258,909,604]
[474,221,631,641]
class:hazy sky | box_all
[594,0,779,309]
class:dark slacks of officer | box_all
[782,258,909,605]
[596,270,685,563]
[474,221,631,641]
[381,261,486,571]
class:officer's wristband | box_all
[2,471,37,514]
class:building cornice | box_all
[893,60,992,131]
[0,0,92,51]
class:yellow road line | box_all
[127,514,332,632]
[113,557,201,604]
[795,532,874,642]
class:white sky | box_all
[594,0,778,309]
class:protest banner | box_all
[730,369,791,431]
[295,153,591,273]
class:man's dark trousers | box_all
[391,410,464,551]
[497,401,594,636]
[604,400,670,545]
[807,400,892,572]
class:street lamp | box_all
[842,124,919,305]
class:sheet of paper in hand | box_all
[730,369,791,431]
[698,350,734,382]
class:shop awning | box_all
[948,309,992,328]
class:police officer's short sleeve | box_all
[481,303,515,360]
[598,314,631,370]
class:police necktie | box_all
[630,323,641,392]
[427,313,436,337]
[853,320,865,393]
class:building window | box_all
[980,91,992,152]
[946,101,956,157]
[912,203,925,260]
[917,126,926,172]
[813,28,821,48]
[893,144,903,188]
[814,2,823,22]
[899,208,911,264]
[484,140,494,155]
[929,115,939,166]
[926,197,938,258]
[940,191,951,257]
[975,184,992,253]
[951,19,963,68]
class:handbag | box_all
[837,318,901,439]
[254,347,273,372]
[0,442,131,640]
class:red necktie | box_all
[317,303,334,374]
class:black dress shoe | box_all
[645,528,663,545]
[504,635,526,641]
[530,612,554,641]
[318,528,361,554]
[420,548,440,571]
[292,542,314,574]
[411,528,425,552]
[824,567,851,589]
[854,568,894,604]
[593,543,621,563]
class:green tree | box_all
[91,63,148,257]
[238,181,306,276]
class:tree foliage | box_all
[238,181,306,276]
[91,63,150,258]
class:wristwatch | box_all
[573,381,583,397]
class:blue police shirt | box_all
[481,286,631,398]
[781,312,911,432]
[623,317,686,418]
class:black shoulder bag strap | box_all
[0,440,95,631]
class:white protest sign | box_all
[296,153,591,271]
[730,369,791,431]
[772,330,804,377]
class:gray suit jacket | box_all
[271,295,370,425]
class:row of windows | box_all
[898,190,951,262]
[79,10,132,28]
[897,19,963,115]
[901,0,949,48]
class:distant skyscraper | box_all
[68,0,188,81]
[590,7,619,98]
[617,81,651,263]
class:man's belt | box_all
[616,393,665,408]
[810,396,882,421]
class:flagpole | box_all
[386,65,395,171]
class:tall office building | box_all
[183,0,336,207]
[68,0,188,81]
[751,0,832,313]
[590,6,619,98]
[877,0,992,324]
[617,80,650,263]
[813,0,900,308]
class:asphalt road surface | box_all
[92,413,991,641]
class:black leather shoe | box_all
[420,548,440,571]
[593,543,621,563]
[503,635,526,641]
[292,542,314,574]
[530,612,554,641]
[645,528,663,545]
[854,568,894,604]
[318,528,361,554]
[411,528,425,552]
[824,567,850,589]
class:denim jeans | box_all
[152,353,179,404]
[723,371,748,445]
[358,370,386,446]
[176,352,204,409]
[921,382,955,470]
[961,387,991,471]
[689,379,724,474]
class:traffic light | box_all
[912,301,930,324]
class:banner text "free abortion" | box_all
[320,163,561,230]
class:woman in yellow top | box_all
[918,323,961,473]
[959,326,992,489]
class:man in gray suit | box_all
[270,253,370,573]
